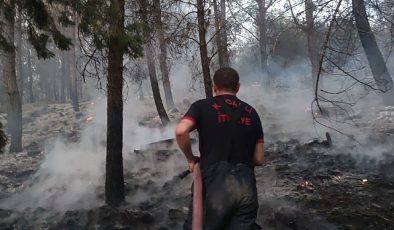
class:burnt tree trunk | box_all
[153,0,175,110]
[140,0,170,125]
[352,0,394,104]
[256,0,268,82]
[26,48,34,103]
[305,0,320,87]
[3,2,22,153]
[197,0,213,98]
[105,0,125,206]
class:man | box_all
[175,67,264,230]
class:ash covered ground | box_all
[0,88,394,230]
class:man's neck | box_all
[215,91,236,96]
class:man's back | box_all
[183,95,264,170]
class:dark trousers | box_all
[184,162,261,230]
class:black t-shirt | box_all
[183,95,264,169]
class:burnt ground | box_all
[0,101,393,229]
[257,139,394,230]
[0,138,393,230]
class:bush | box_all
[0,121,7,154]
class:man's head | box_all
[213,67,240,95]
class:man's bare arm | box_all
[254,142,265,166]
[175,119,198,171]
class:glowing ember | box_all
[361,178,368,185]
[301,180,314,190]
[332,175,342,181]
[86,116,94,122]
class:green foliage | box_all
[72,0,144,58]
[0,0,144,61]
[0,121,7,154]
[0,0,73,59]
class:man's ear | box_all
[213,83,218,94]
[235,83,240,93]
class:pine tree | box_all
[67,0,144,206]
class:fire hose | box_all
[178,163,203,230]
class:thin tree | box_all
[153,0,176,110]
[197,0,213,98]
[70,15,79,112]
[256,0,268,77]
[288,0,320,86]
[213,0,229,67]
[139,0,170,125]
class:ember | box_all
[300,180,314,190]
[332,175,342,181]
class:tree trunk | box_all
[65,49,72,101]
[70,21,80,112]
[305,0,320,87]
[140,0,170,125]
[26,48,34,103]
[53,72,59,102]
[213,0,229,68]
[3,3,22,153]
[220,0,229,66]
[16,8,23,102]
[197,0,213,98]
[153,0,175,110]
[256,0,268,82]
[105,0,125,207]
[352,0,394,104]
[145,44,170,126]
[60,51,66,103]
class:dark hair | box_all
[213,67,239,92]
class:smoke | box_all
[0,89,189,210]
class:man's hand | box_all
[188,156,200,172]
[176,119,198,171]
[254,142,265,166]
